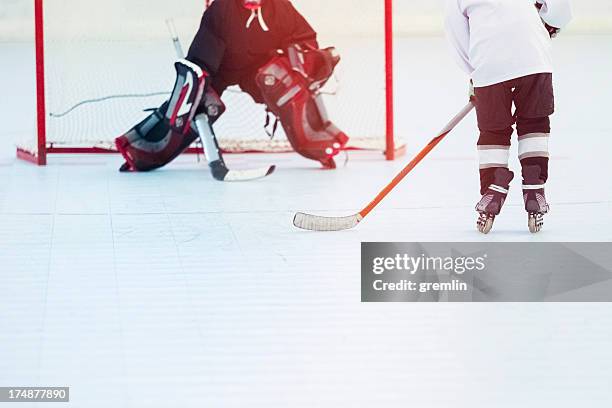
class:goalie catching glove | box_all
[256,45,349,169]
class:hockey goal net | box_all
[19,0,401,165]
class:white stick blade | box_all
[293,213,362,231]
[224,165,276,182]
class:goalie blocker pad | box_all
[256,49,349,169]
[115,59,207,172]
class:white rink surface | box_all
[1,36,612,407]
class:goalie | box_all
[115,0,349,181]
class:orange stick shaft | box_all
[359,102,475,219]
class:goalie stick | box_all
[194,114,276,181]
[166,19,276,182]
[293,102,475,231]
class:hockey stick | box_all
[194,114,276,182]
[293,102,475,231]
[165,19,185,59]
[210,158,276,182]
[211,160,276,182]
[166,19,276,182]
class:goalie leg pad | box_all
[256,55,349,169]
[115,59,206,172]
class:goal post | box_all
[21,0,404,165]
[384,0,395,161]
[21,0,47,165]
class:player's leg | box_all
[514,73,554,233]
[115,59,206,172]
[255,46,349,169]
[473,81,516,234]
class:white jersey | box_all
[444,0,573,87]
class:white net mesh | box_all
[13,0,612,158]
[21,0,395,155]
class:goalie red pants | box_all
[474,73,554,195]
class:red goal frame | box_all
[20,0,401,165]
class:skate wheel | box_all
[528,213,544,234]
[477,214,495,235]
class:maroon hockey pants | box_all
[474,73,554,195]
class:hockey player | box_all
[115,0,349,181]
[444,0,572,233]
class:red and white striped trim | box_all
[489,184,509,194]
[523,184,546,191]
[478,145,510,169]
[179,58,206,79]
[518,133,550,160]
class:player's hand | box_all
[469,80,476,103]
[543,23,561,38]
[535,2,561,38]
